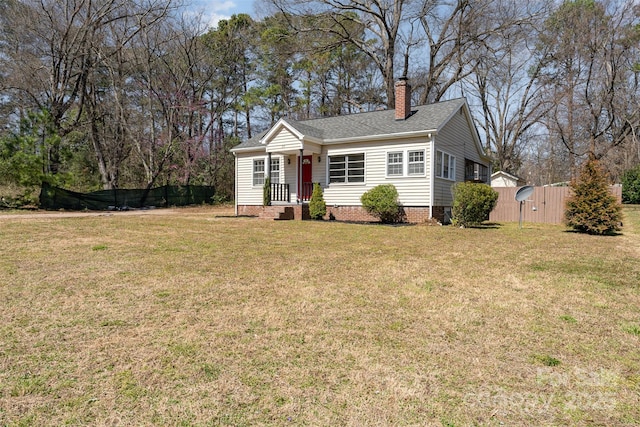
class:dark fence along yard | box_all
[39,183,216,211]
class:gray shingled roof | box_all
[232,98,466,151]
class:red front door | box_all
[298,155,313,201]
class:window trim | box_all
[408,149,425,176]
[464,159,489,183]
[270,158,280,184]
[384,149,427,178]
[386,151,404,177]
[252,159,265,186]
[435,149,456,181]
[328,152,366,184]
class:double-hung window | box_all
[329,153,365,183]
[270,158,280,184]
[408,150,425,175]
[436,150,456,180]
[387,152,403,176]
[253,159,265,186]
[253,158,280,185]
[386,149,425,177]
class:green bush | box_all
[360,184,404,223]
[451,182,498,227]
[0,184,40,208]
[565,158,622,235]
[262,176,271,206]
[308,183,326,219]
[622,163,640,204]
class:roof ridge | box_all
[284,97,466,124]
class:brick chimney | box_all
[395,77,412,120]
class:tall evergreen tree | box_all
[565,157,622,235]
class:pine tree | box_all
[622,164,640,204]
[565,157,622,235]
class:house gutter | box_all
[230,130,439,153]
[322,129,437,145]
[230,146,266,153]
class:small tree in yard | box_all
[263,176,271,206]
[565,157,622,235]
[360,184,404,223]
[451,182,498,227]
[309,183,326,219]
[622,163,640,204]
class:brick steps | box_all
[274,207,294,220]
[257,205,311,220]
[258,206,295,220]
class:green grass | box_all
[560,315,577,323]
[532,354,562,367]
[0,206,639,425]
[623,324,640,336]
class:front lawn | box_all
[0,207,638,425]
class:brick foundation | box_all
[326,206,378,222]
[237,204,448,224]
[237,204,309,220]
[237,205,265,217]
[326,206,445,223]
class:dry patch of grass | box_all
[1,206,639,426]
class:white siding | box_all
[236,152,267,205]
[433,108,486,206]
[283,154,297,200]
[322,137,431,207]
[314,152,327,187]
[266,128,302,153]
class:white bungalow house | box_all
[231,79,491,223]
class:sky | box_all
[189,0,260,29]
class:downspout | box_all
[234,153,238,216]
[266,152,272,206]
[429,134,434,219]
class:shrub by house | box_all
[451,182,498,227]
[309,183,326,220]
[360,184,404,223]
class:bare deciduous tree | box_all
[464,0,553,174]
[537,0,640,179]
[413,0,533,104]
[0,0,175,183]
[263,0,415,107]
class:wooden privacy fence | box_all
[489,185,623,224]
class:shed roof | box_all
[491,171,524,182]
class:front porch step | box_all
[258,205,311,220]
[259,206,295,220]
[274,206,295,220]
